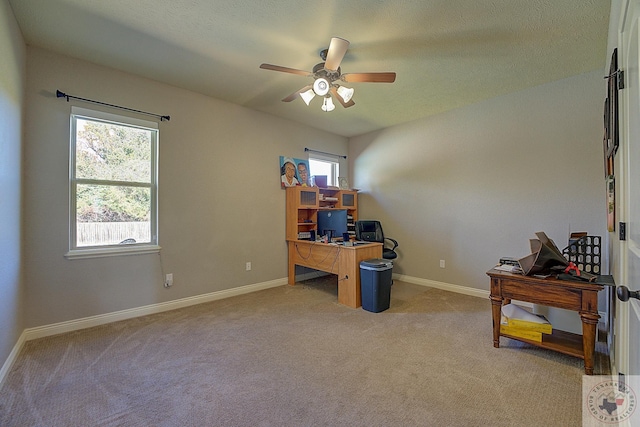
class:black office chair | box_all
[355,220,398,260]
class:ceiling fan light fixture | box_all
[260,37,396,112]
[321,96,335,112]
[313,78,330,96]
[336,86,354,103]
[299,89,315,105]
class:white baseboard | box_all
[394,274,490,299]
[24,278,287,341]
[0,278,286,389]
[394,274,536,308]
[0,330,27,392]
[599,310,608,329]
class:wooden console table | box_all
[487,268,605,375]
[288,240,382,308]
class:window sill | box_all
[65,245,161,260]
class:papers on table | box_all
[494,264,522,273]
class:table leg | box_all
[337,247,359,308]
[490,295,503,348]
[580,311,600,375]
[287,242,296,286]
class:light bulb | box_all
[313,78,330,96]
[336,86,354,103]
[321,96,335,112]
[299,89,315,106]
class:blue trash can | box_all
[360,258,393,312]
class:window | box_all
[66,107,159,259]
[309,157,340,187]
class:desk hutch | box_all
[286,186,382,308]
[286,186,358,240]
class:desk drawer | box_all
[500,280,581,310]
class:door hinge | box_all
[620,222,626,241]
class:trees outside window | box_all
[68,107,158,257]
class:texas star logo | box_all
[587,380,636,423]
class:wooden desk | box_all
[288,240,382,308]
[487,268,604,375]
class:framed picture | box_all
[607,175,615,232]
[606,48,619,158]
[603,97,610,158]
[279,156,311,188]
[603,131,614,178]
[338,176,349,190]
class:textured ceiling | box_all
[8,0,611,137]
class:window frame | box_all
[308,154,340,187]
[65,106,160,260]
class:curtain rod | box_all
[304,147,347,159]
[56,90,170,122]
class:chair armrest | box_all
[385,237,398,250]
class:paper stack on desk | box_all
[494,264,522,273]
[500,303,552,342]
[494,257,523,273]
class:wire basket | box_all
[562,235,601,275]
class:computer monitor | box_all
[317,210,348,240]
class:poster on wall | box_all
[607,175,615,232]
[279,156,310,188]
[605,48,619,158]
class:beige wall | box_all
[22,47,347,327]
[0,0,26,370]
[350,70,607,331]
[21,47,608,330]
[2,0,612,365]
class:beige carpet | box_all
[0,279,606,426]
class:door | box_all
[620,0,640,376]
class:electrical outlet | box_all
[164,273,173,288]
[440,260,445,268]
[246,262,251,271]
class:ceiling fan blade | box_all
[342,72,396,83]
[282,85,313,102]
[329,87,355,108]
[324,37,350,71]
[259,63,311,77]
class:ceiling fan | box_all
[260,37,396,112]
